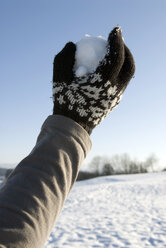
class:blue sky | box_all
[0,0,166,169]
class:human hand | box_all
[52,27,135,134]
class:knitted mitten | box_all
[53,27,135,134]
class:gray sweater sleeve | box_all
[0,115,92,248]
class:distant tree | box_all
[90,156,102,175]
[120,153,131,174]
[144,154,158,172]
[107,154,122,173]
[102,163,114,175]
[107,153,132,174]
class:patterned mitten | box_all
[53,27,135,134]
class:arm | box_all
[0,115,91,248]
[0,27,135,248]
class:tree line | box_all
[77,153,159,181]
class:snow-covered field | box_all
[46,172,166,248]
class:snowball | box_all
[74,35,107,77]
[75,66,88,77]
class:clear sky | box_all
[0,0,166,170]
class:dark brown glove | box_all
[53,27,135,134]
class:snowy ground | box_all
[45,172,166,248]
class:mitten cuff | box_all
[53,105,94,135]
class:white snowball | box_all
[75,66,88,77]
[74,35,107,77]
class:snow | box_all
[45,172,166,248]
[74,35,107,77]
